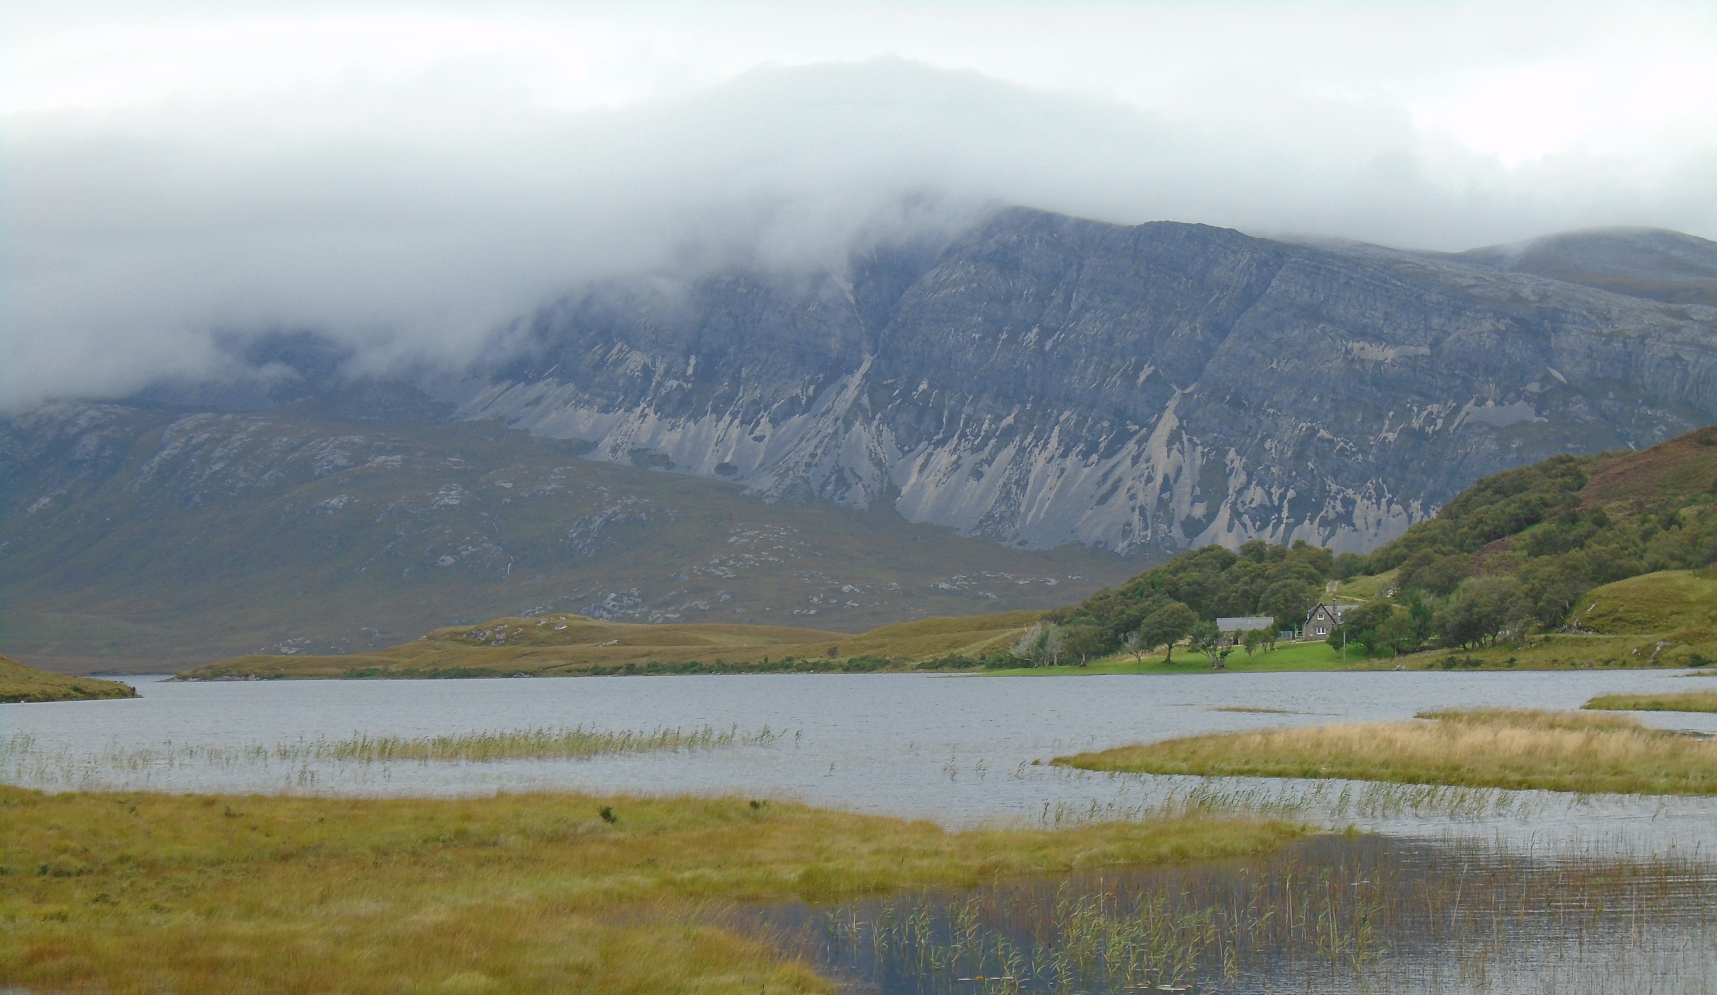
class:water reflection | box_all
[744,836,1717,994]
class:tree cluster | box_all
[1023,432,1717,665]
[1032,540,1332,666]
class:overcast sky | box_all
[4,1,1716,410]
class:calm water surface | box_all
[6,669,1716,854]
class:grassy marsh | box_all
[1585,689,1717,713]
[1056,708,1717,795]
[0,786,1299,994]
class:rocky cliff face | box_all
[459,209,1717,556]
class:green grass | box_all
[1056,708,1717,795]
[0,654,137,703]
[1584,690,1717,713]
[1572,569,1717,636]
[988,639,1373,676]
[0,786,1300,994]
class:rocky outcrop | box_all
[461,209,1717,556]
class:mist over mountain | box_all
[5,207,1716,669]
[1453,227,1717,306]
[10,53,1717,416]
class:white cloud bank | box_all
[3,1,1716,411]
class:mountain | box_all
[463,210,1717,556]
[6,207,1717,672]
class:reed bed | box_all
[1036,775,1557,830]
[1056,708,1717,795]
[1584,689,1717,713]
[311,724,782,762]
[0,725,784,792]
[751,834,1717,994]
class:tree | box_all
[1012,621,1069,665]
[1121,630,1148,664]
[1399,552,1474,597]
[1329,600,1393,656]
[1060,622,1108,666]
[1139,601,1198,663]
[1433,576,1521,648]
[1041,623,1066,666]
[1401,589,1435,644]
[1258,579,1317,633]
[1190,620,1232,670]
[1374,610,1422,655]
[1241,627,1266,659]
[1010,622,1047,665]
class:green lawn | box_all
[988,639,1375,676]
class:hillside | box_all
[1324,426,1717,667]
[180,427,1717,679]
[176,612,1041,679]
[1361,425,1717,627]
[0,655,137,703]
[1020,425,1717,669]
[0,403,1128,673]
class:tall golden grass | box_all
[1056,708,1717,795]
[0,786,1298,994]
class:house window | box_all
[1316,627,1326,635]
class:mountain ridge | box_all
[458,208,1717,555]
[6,207,1717,671]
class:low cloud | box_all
[4,56,1716,411]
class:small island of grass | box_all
[1584,690,1717,713]
[1055,708,1717,795]
[0,654,137,704]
